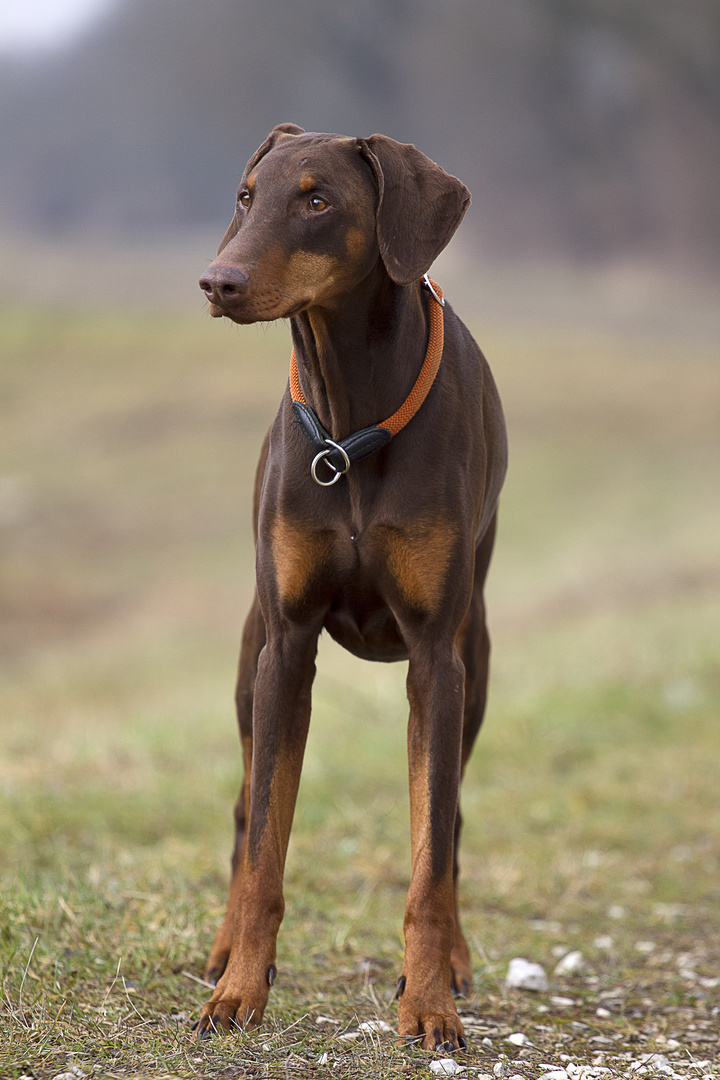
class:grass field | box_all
[1,250,719,1079]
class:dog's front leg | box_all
[197,618,320,1036]
[397,641,467,1052]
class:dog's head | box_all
[200,124,470,322]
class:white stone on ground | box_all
[553,950,586,975]
[429,1059,464,1076]
[505,956,549,991]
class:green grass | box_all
[1,271,719,1078]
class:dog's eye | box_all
[308,196,329,213]
[237,190,252,210]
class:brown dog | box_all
[198,124,507,1051]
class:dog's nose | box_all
[199,265,250,305]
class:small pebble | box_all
[317,1052,330,1066]
[529,918,563,933]
[429,1060,464,1076]
[554,950,585,976]
[493,1062,506,1077]
[358,1019,394,1033]
[506,1032,529,1046]
[635,941,656,953]
[505,957,548,991]
[630,1054,673,1074]
[653,902,686,920]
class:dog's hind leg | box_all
[450,512,498,996]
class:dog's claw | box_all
[267,964,277,987]
[458,1035,467,1050]
[395,975,406,999]
[193,1013,223,1041]
[451,983,468,999]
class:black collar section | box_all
[292,400,392,475]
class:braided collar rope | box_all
[289,275,445,486]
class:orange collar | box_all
[289,276,445,485]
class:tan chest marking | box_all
[271,519,333,604]
[379,521,456,614]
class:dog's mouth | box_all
[210,296,309,324]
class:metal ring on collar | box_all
[310,439,351,486]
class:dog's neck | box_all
[290,265,428,441]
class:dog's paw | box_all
[194,968,273,1039]
[396,975,466,1052]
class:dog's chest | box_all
[268,513,456,621]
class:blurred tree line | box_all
[1,0,719,268]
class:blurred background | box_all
[1,0,719,897]
[3,0,720,664]
[2,0,720,270]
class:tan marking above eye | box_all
[298,175,317,193]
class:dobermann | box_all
[198,123,507,1052]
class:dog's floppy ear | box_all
[358,135,470,285]
[244,122,306,175]
[217,123,306,254]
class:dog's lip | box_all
[207,297,311,324]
